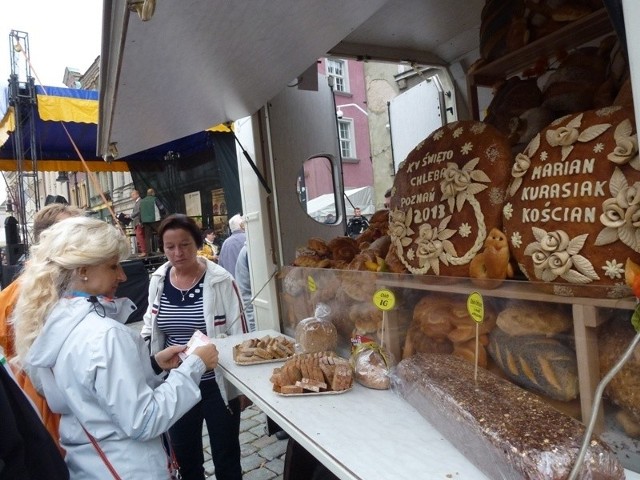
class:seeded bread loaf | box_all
[393,353,624,479]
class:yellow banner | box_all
[36,94,98,124]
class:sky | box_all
[0,0,103,206]
[0,0,103,88]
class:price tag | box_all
[466,291,484,323]
[307,275,317,293]
[373,288,395,311]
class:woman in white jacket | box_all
[142,214,248,480]
[11,216,218,479]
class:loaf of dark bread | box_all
[393,353,624,480]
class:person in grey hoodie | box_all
[10,216,218,480]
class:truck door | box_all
[267,75,345,266]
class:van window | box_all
[297,155,339,224]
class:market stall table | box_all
[216,330,640,480]
[216,330,487,479]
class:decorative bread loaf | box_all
[392,353,624,479]
[389,120,513,277]
[502,106,640,298]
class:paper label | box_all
[467,292,484,323]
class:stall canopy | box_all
[0,84,242,219]
[0,85,234,172]
[305,186,375,221]
[0,85,130,172]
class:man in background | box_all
[234,244,255,332]
[346,207,369,238]
[139,188,166,254]
[218,214,246,275]
[130,189,146,256]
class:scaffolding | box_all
[7,30,40,250]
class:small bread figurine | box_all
[469,228,514,288]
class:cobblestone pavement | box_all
[204,405,287,480]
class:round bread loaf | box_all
[389,120,513,276]
[502,106,640,297]
[295,313,337,354]
[496,302,572,336]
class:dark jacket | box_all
[0,357,68,480]
[346,215,369,238]
[139,195,166,223]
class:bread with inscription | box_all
[502,106,640,298]
[389,120,512,277]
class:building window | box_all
[327,58,349,93]
[338,119,355,159]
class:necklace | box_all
[172,266,202,302]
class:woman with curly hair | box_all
[11,216,218,479]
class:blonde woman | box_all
[11,217,218,479]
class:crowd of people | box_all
[0,184,389,478]
[0,196,258,479]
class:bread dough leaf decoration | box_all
[595,167,640,252]
[389,208,415,258]
[440,157,490,213]
[607,119,639,170]
[524,227,599,283]
[545,114,611,163]
[414,216,457,275]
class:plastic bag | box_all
[295,303,337,354]
[351,342,393,390]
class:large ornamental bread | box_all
[502,106,640,297]
[389,120,513,276]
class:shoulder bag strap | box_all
[82,426,123,480]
